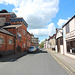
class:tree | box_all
[39,41,44,48]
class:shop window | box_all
[67,41,75,53]
[66,23,69,33]
[9,39,13,44]
[67,42,70,52]
[0,37,4,44]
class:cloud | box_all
[28,23,56,37]
[14,0,59,29]
[0,0,59,29]
[57,19,68,28]
[0,0,20,7]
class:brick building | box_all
[0,28,15,57]
[0,10,28,55]
[27,31,31,49]
[4,17,28,52]
[31,34,39,47]
[0,9,16,23]
[0,10,36,56]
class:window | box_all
[67,41,75,53]
[22,29,23,34]
[66,23,69,33]
[9,39,13,44]
[0,37,4,44]
[24,43,25,48]
[24,30,25,35]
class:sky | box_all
[0,0,75,43]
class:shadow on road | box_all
[0,50,47,62]
[0,52,27,62]
[28,50,48,54]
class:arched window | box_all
[9,38,13,44]
[0,36,4,44]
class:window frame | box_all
[8,38,13,44]
[0,36,4,44]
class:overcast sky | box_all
[0,0,75,43]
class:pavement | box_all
[45,48,75,75]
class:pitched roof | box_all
[56,28,63,39]
[48,34,56,40]
[62,15,75,28]
[0,28,15,37]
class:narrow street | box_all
[0,49,69,75]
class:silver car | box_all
[28,46,37,52]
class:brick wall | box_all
[0,15,11,22]
[0,32,15,55]
[9,22,28,51]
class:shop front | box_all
[66,39,75,54]
[66,30,75,54]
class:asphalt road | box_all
[0,49,69,75]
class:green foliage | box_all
[39,41,44,48]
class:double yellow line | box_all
[48,51,74,75]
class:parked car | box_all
[28,46,37,52]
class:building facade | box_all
[48,34,56,50]
[6,18,28,52]
[56,28,63,54]
[0,28,15,56]
[0,10,28,55]
[44,34,56,50]
[31,34,39,47]
[62,15,75,59]
[44,39,49,48]
[27,31,31,49]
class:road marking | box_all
[47,51,74,75]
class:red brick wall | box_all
[10,22,27,51]
[27,32,31,48]
[0,32,15,51]
[0,33,6,51]
[6,35,15,51]
[0,15,11,22]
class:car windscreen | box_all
[30,47,34,49]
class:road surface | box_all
[0,49,69,75]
